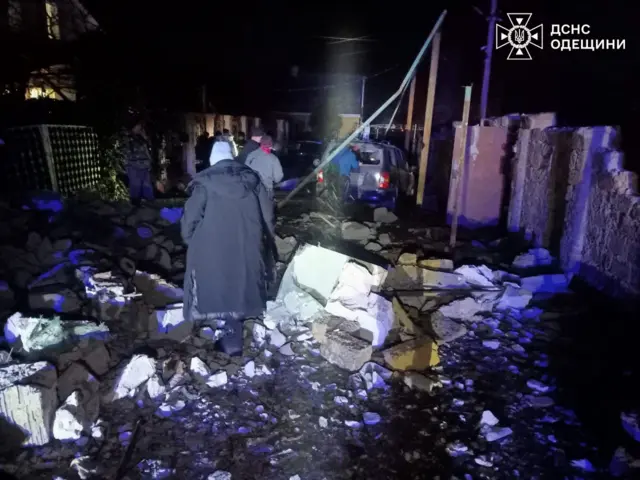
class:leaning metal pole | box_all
[278,9,448,209]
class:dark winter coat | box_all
[235,139,260,164]
[180,159,276,320]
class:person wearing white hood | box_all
[181,135,278,356]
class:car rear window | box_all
[358,149,382,165]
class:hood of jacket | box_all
[188,159,260,199]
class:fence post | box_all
[38,125,59,192]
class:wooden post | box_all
[404,77,417,152]
[448,85,473,250]
[415,31,441,206]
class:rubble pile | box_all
[0,197,635,478]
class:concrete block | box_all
[108,354,156,402]
[320,330,372,371]
[418,258,454,271]
[0,362,57,446]
[311,314,348,343]
[383,338,440,371]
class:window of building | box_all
[8,0,22,32]
[45,0,61,40]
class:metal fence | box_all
[1,125,100,197]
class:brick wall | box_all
[509,125,640,298]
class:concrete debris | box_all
[403,372,436,392]
[341,221,374,242]
[383,338,440,371]
[325,262,394,346]
[373,207,398,224]
[0,361,57,446]
[109,354,156,402]
[275,235,298,261]
[418,258,454,271]
[320,329,372,371]
[5,312,109,354]
[52,391,86,441]
[512,247,553,269]
[0,199,614,477]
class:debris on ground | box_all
[0,195,627,478]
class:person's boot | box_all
[216,317,243,356]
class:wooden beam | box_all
[404,76,416,152]
[415,31,441,206]
[448,85,473,250]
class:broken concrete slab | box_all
[320,329,372,371]
[108,354,156,402]
[4,313,110,354]
[311,314,346,344]
[373,207,398,224]
[392,297,421,336]
[152,305,193,342]
[278,244,387,306]
[383,338,440,371]
[53,391,86,441]
[386,265,468,290]
[418,258,454,271]
[437,295,496,321]
[454,265,496,288]
[495,284,533,311]
[0,362,57,446]
[429,311,469,343]
[365,242,383,252]
[133,272,183,307]
[341,222,374,242]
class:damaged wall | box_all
[446,125,507,228]
[509,125,640,298]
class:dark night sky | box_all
[83,0,639,126]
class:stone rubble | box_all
[0,196,633,478]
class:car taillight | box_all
[378,172,390,189]
[317,170,324,183]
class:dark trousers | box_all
[127,166,154,202]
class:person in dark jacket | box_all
[181,141,277,356]
[235,126,263,164]
[121,120,154,204]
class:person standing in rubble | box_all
[121,119,154,204]
[245,135,284,201]
[235,126,263,164]
[323,144,359,204]
[181,140,277,356]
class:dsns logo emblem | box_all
[496,13,543,60]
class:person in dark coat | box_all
[235,125,263,164]
[121,120,154,204]
[180,140,277,355]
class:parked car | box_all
[316,141,415,210]
[276,139,324,195]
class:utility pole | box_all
[404,77,417,152]
[479,0,498,120]
[360,76,366,123]
[415,31,442,206]
[449,85,473,250]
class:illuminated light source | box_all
[317,170,324,183]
